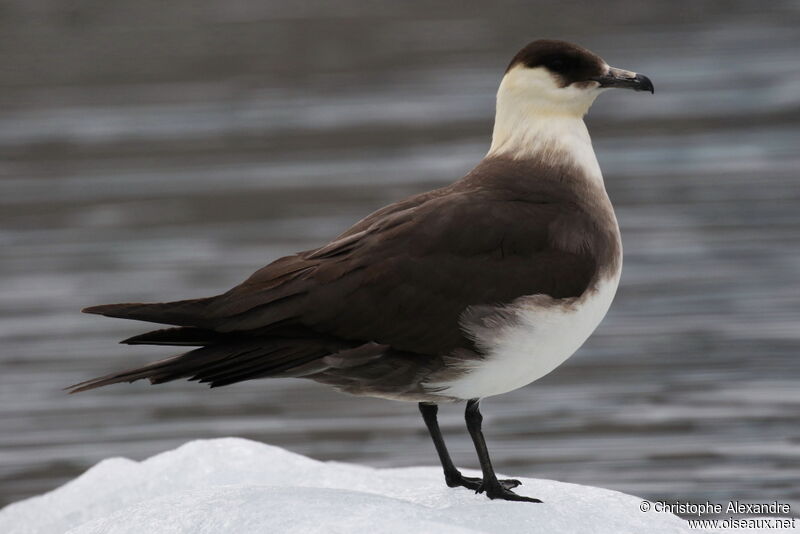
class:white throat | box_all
[487,66,604,183]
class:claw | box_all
[484,482,542,503]
[446,472,527,496]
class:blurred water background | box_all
[1,0,799,511]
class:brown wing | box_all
[201,185,595,354]
[76,163,600,392]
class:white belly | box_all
[436,273,620,400]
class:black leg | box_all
[419,402,521,492]
[464,399,541,503]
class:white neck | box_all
[487,67,604,184]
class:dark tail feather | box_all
[82,297,215,328]
[121,327,226,346]
[66,339,334,394]
[67,352,188,393]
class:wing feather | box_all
[77,157,606,393]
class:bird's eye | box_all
[547,58,567,72]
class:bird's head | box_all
[498,39,653,118]
[489,40,653,165]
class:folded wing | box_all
[73,175,597,394]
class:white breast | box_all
[434,272,620,400]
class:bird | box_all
[70,39,653,503]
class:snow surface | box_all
[1,438,796,534]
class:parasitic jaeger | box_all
[71,40,653,502]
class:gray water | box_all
[1,0,799,511]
